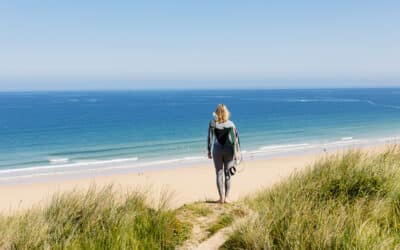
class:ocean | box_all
[2,88,400,183]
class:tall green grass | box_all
[0,185,191,250]
[223,147,400,249]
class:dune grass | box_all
[206,213,234,237]
[223,146,400,249]
[0,185,191,250]
[179,202,213,217]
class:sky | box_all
[0,1,399,90]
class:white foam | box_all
[244,143,314,156]
[0,157,139,174]
[259,143,310,151]
[0,155,212,182]
[377,136,400,143]
[75,157,139,165]
[364,100,400,110]
[48,158,69,164]
[286,98,362,103]
[58,157,198,173]
[341,137,353,141]
[183,156,207,161]
[330,139,359,145]
[247,150,263,154]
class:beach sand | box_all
[0,144,389,215]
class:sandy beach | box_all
[0,142,392,216]
[0,151,324,215]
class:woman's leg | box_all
[223,148,234,200]
[213,145,224,201]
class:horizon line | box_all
[2,86,400,93]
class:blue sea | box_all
[2,88,400,183]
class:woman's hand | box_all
[208,152,212,159]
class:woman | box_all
[207,104,240,203]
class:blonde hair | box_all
[215,104,230,123]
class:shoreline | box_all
[0,142,392,215]
[1,135,400,186]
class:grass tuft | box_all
[206,213,234,237]
[0,185,191,250]
[180,202,213,217]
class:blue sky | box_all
[0,1,399,90]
